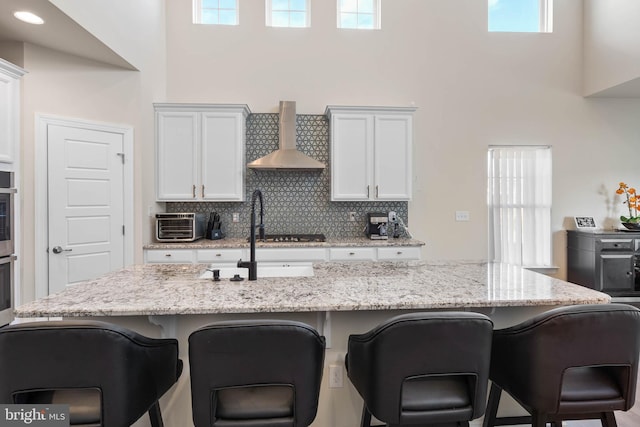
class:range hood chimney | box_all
[247,101,325,171]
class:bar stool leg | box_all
[360,404,372,427]
[601,411,618,427]
[482,382,501,427]
[148,401,164,427]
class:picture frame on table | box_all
[574,216,597,230]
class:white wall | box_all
[583,0,640,96]
[0,0,166,303]
[166,0,640,278]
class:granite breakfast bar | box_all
[14,260,611,427]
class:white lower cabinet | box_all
[256,248,327,262]
[144,245,421,264]
[329,247,377,261]
[196,249,245,263]
[377,246,422,261]
[145,249,195,263]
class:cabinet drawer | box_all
[257,248,327,262]
[598,239,634,251]
[377,246,421,260]
[196,249,245,263]
[145,249,194,263]
[329,247,376,261]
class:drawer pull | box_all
[165,253,172,257]
[216,253,222,257]
[397,251,403,255]
[349,252,355,256]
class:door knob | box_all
[52,246,72,254]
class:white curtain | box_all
[488,146,552,266]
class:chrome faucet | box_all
[237,189,265,280]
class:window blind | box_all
[488,146,552,266]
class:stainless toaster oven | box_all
[155,213,206,242]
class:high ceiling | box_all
[0,0,134,69]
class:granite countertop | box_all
[15,261,610,318]
[143,237,425,249]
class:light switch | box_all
[455,211,470,222]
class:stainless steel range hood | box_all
[247,101,325,171]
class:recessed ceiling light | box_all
[13,11,45,25]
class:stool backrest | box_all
[189,320,325,427]
[347,312,493,424]
[0,320,181,426]
[491,303,640,413]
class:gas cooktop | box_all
[255,234,327,243]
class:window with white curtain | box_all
[487,146,552,266]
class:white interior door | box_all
[47,124,125,294]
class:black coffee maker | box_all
[365,212,388,240]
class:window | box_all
[487,146,552,267]
[193,0,238,25]
[488,0,553,33]
[338,0,381,30]
[266,0,310,28]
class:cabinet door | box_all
[145,249,195,263]
[156,112,198,200]
[0,67,20,164]
[331,114,373,201]
[201,111,245,201]
[598,253,635,293]
[374,114,412,201]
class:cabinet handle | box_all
[367,186,370,198]
[614,243,619,247]
[165,253,172,257]
[627,271,633,277]
[192,185,196,198]
[202,185,205,198]
[376,185,379,198]
[215,253,222,257]
[349,252,355,256]
[397,251,403,255]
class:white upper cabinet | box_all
[155,104,250,201]
[326,106,416,201]
[0,59,26,166]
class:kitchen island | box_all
[15,260,610,427]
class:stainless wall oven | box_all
[0,171,15,326]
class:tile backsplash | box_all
[167,113,409,238]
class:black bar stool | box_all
[345,312,493,427]
[188,319,325,427]
[0,320,183,426]
[483,304,640,427]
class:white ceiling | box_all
[0,0,135,69]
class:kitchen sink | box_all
[199,262,314,280]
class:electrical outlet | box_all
[455,211,470,222]
[232,212,240,223]
[329,365,343,388]
[388,211,397,223]
[349,212,356,222]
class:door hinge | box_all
[117,152,125,164]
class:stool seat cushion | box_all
[561,367,622,402]
[216,385,294,419]
[402,376,471,411]
[21,389,101,425]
